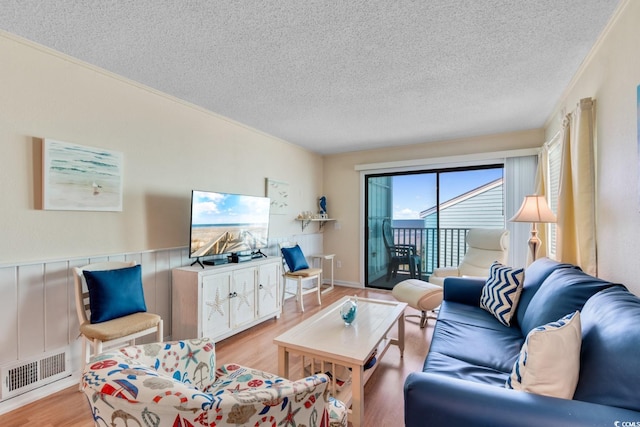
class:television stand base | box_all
[191,258,205,269]
[252,249,267,259]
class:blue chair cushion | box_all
[84,264,147,323]
[281,245,309,272]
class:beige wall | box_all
[545,0,640,294]
[3,0,638,293]
[0,32,323,265]
[322,129,543,285]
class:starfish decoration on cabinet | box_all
[206,287,227,320]
[235,281,252,310]
[261,279,275,301]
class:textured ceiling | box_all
[0,1,620,154]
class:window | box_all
[546,136,562,259]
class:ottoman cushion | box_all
[393,279,444,312]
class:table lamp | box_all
[509,195,556,262]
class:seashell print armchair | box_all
[82,338,347,427]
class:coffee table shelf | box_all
[273,296,406,427]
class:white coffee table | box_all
[273,296,407,427]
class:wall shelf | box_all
[296,218,335,231]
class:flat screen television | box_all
[189,190,270,264]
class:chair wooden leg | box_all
[79,338,89,391]
[281,277,287,307]
[81,338,103,391]
[298,278,305,312]
[317,274,322,305]
[82,338,89,364]
[93,340,103,359]
[156,319,164,342]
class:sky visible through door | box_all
[392,168,503,219]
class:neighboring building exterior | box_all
[419,178,504,228]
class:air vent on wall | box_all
[1,350,71,401]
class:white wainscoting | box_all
[0,248,189,384]
[0,234,322,414]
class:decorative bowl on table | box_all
[340,297,358,326]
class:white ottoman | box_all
[392,279,443,328]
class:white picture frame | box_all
[43,138,124,211]
[266,178,289,215]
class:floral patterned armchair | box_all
[82,338,347,426]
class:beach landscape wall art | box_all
[42,138,124,211]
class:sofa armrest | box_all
[212,367,347,426]
[443,277,486,306]
[405,372,640,427]
[83,350,213,411]
[212,370,329,406]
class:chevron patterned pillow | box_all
[505,311,581,399]
[480,262,525,326]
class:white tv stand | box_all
[172,257,281,342]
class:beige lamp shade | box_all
[510,195,556,264]
[509,195,556,223]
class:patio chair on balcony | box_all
[382,219,421,280]
[428,228,509,286]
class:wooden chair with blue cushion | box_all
[73,261,163,388]
[279,242,322,312]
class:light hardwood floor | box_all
[0,285,434,427]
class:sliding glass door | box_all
[365,165,504,289]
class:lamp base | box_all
[528,224,541,263]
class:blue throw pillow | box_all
[281,245,309,272]
[84,264,147,323]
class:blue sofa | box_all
[404,258,640,427]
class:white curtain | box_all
[505,155,538,268]
[557,97,597,275]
